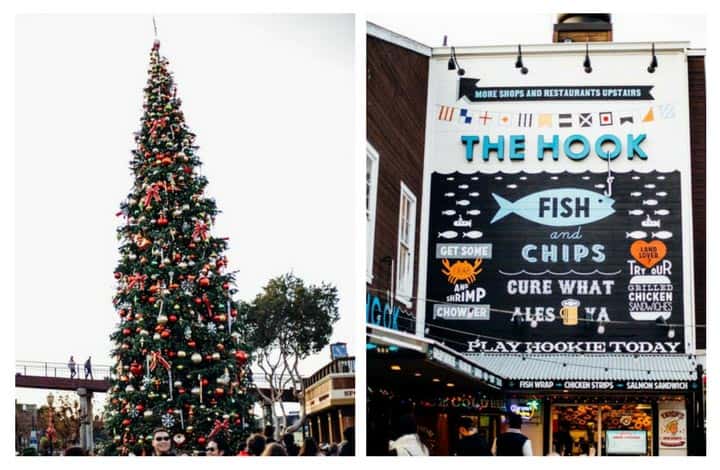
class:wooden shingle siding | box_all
[367,35,429,315]
[688,56,706,350]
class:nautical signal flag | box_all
[477,111,494,126]
[459,108,472,124]
[599,112,613,126]
[642,107,654,122]
[517,113,533,127]
[538,114,553,128]
[579,113,593,127]
[498,113,512,126]
[659,104,675,119]
[558,113,572,128]
[438,106,455,121]
[619,113,634,125]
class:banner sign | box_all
[459,80,655,102]
[420,47,694,357]
[505,379,696,391]
[659,408,687,448]
[425,170,684,354]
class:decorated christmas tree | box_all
[103,39,253,455]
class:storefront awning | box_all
[367,325,504,390]
[466,353,699,392]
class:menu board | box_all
[605,430,648,455]
[425,170,684,354]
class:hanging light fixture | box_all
[583,42,592,73]
[447,46,465,76]
[648,42,658,73]
[515,45,528,74]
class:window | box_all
[396,182,417,305]
[366,144,379,283]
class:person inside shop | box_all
[455,416,492,456]
[492,413,532,456]
[556,421,573,456]
[389,414,429,456]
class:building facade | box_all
[366,16,706,456]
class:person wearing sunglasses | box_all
[205,439,226,456]
[151,428,175,456]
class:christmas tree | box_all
[104,40,253,455]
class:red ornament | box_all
[114,272,122,279]
[119,309,127,317]
[135,404,144,412]
[201,378,209,386]
[214,388,225,396]
[231,308,237,317]
[234,350,249,365]
[130,362,143,376]
[187,340,196,348]
[148,296,156,304]
[161,330,170,339]
[194,297,202,305]
[222,282,230,290]
[122,328,132,336]
[199,277,210,288]
[197,437,206,445]
[183,165,192,174]
[178,388,186,394]
[167,350,175,358]
[157,216,168,226]
[122,419,131,426]
[168,314,177,322]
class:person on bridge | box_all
[68,356,76,379]
[84,356,93,380]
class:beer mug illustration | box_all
[559,299,580,326]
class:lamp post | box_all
[46,393,56,456]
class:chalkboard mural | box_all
[425,170,684,354]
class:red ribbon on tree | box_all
[126,273,148,291]
[202,294,213,318]
[192,221,209,241]
[148,117,168,135]
[208,418,230,439]
[143,182,164,207]
[149,351,171,371]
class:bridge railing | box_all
[16,361,112,381]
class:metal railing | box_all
[302,357,355,389]
[16,361,112,381]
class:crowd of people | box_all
[382,412,533,456]
[125,425,355,457]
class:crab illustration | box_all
[441,258,483,284]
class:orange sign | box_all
[630,240,667,269]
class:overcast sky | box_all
[367,13,706,49]
[15,14,355,407]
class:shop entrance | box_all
[550,403,653,456]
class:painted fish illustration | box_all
[657,175,666,180]
[490,188,615,226]
[626,231,648,239]
[582,176,591,180]
[519,176,528,180]
[628,209,644,216]
[494,176,504,180]
[471,176,479,181]
[654,209,670,216]
[458,184,469,189]
[445,192,455,197]
[644,183,656,189]
[550,176,559,180]
[656,191,668,197]
[463,231,484,239]
[456,200,470,206]
[446,176,455,181]
[652,231,673,240]
[632,176,641,180]
[506,184,518,189]
[441,210,456,216]
[438,231,459,239]
[466,209,482,216]
[630,192,642,197]
[468,192,480,197]
[642,199,658,206]
[594,184,605,189]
